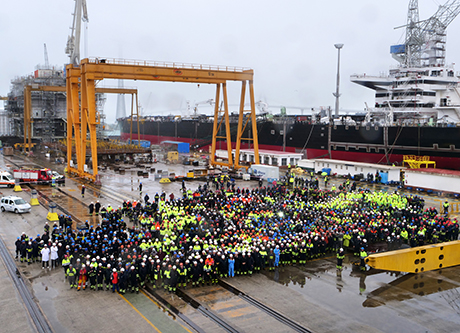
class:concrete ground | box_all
[1,152,460,333]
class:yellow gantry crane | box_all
[22,85,139,156]
[66,58,259,183]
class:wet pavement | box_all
[184,284,296,332]
[1,151,460,332]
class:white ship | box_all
[351,0,460,125]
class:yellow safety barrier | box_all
[46,202,59,221]
[433,199,459,213]
[402,155,436,169]
[30,190,39,206]
[159,178,171,184]
[13,179,22,192]
[366,240,460,273]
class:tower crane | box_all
[65,0,89,66]
[392,0,460,68]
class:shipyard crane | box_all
[43,43,50,69]
[256,100,269,113]
[256,102,313,115]
[65,0,88,66]
[193,99,214,116]
[392,0,460,67]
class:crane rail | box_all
[143,284,233,333]
[0,236,53,333]
[219,279,314,333]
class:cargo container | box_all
[248,164,280,181]
[129,139,151,148]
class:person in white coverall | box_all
[41,244,50,269]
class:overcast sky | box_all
[2,0,460,123]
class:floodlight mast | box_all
[333,43,344,118]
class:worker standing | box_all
[89,202,94,216]
[67,264,77,289]
[77,264,87,291]
[139,182,143,195]
[336,248,345,270]
[111,268,119,293]
[41,244,50,270]
[95,201,101,216]
[359,247,368,272]
[81,185,85,198]
[443,200,450,215]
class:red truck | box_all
[13,168,54,184]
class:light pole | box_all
[333,43,344,118]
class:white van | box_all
[0,172,15,188]
[0,196,32,213]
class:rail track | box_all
[145,280,313,333]
[219,279,313,333]
[0,236,53,333]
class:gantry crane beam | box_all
[80,58,253,83]
[67,58,259,183]
[366,240,460,273]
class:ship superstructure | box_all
[351,0,460,125]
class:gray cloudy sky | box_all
[2,0,460,123]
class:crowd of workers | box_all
[14,177,459,294]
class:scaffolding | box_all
[5,67,106,142]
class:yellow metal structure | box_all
[403,155,436,169]
[186,169,208,179]
[23,84,138,157]
[366,240,460,273]
[166,151,179,163]
[66,58,259,182]
[433,199,459,214]
[14,143,36,150]
[46,211,59,222]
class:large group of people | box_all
[14,177,459,294]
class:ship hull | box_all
[120,118,460,170]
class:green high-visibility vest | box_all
[67,268,76,276]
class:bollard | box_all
[30,189,39,206]
[13,179,22,192]
[95,174,101,186]
[47,202,59,221]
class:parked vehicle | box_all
[0,195,31,213]
[51,171,65,184]
[0,171,15,188]
[13,167,53,184]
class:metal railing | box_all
[87,57,251,73]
